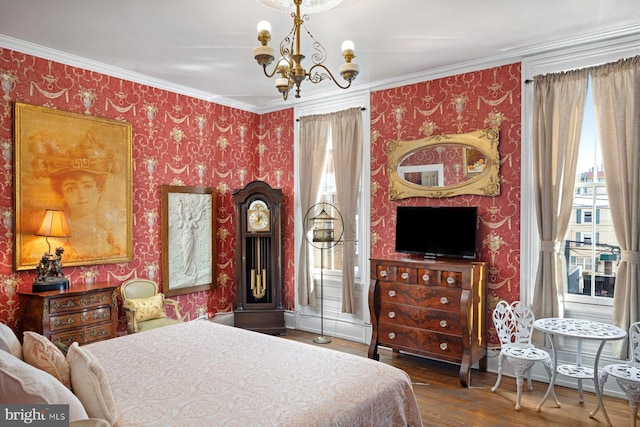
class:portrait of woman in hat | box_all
[16,121,131,269]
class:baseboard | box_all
[285,310,371,344]
[209,311,234,326]
[209,310,372,344]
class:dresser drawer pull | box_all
[440,296,450,305]
[379,270,388,278]
[400,272,409,281]
[52,300,77,310]
[388,290,396,297]
[446,276,456,285]
[388,311,396,319]
[440,320,448,328]
[388,332,396,340]
[53,317,75,327]
[81,311,110,323]
[422,274,430,282]
[81,328,109,341]
[440,342,448,351]
[81,294,107,306]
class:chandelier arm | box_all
[307,63,354,90]
[262,63,282,79]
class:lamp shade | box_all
[35,209,70,238]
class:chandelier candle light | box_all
[253,0,359,100]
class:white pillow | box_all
[23,331,71,388]
[0,321,23,360]
[0,350,88,421]
[67,343,118,425]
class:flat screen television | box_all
[395,206,478,260]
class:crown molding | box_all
[0,35,261,114]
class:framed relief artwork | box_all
[14,102,133,270]
[161,185,217,297]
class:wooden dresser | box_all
[368,256,487,386]
[18,283,118,346]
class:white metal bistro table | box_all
[533,318,627,426]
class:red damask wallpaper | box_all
[0,48,295,333]
[370,64,522,345]
[1,46,520,347]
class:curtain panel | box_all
[531,69,588,322]
[331,107,363,313]
[296,114,330,306]
[591,56,640,357]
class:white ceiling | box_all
[1,0,639,113]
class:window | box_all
[564,83,620,301]
[522,35,637,315]
[294,93,371,328]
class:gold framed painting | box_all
[161,185,217,297]
[463,147,487,176]
[14,102,133,270]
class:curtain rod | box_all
[296,107,366,122]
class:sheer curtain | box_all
[331,107,362,313]
[591,56,640,357]
[296,113,330,306]
[531,69,588,321]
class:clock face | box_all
[247,200,270,232]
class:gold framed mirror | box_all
[387,128,500,199]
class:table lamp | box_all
[32,209,71,293]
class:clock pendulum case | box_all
[232,181,285,335]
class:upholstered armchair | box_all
[120,279,183,334]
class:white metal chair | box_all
[491,300,557,410]
[598,321,640,427]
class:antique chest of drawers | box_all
[18,283,118,346]
[368,256,487,386]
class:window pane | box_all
[565,82,620,300]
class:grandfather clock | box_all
[233,181,285,335]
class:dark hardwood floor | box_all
[282,329,633,427]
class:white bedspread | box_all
[84,321,423,427]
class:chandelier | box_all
[253,0,359,100]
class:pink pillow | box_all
[23,331,71,389]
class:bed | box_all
[83,320,423,426]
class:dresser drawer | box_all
[380,302,462,335]
[378,322,464,360]
[379,282,461,312]
[440,271,463,288]
[49,290,113,314]
[50,323,115,346]
[376,265,417,283]
[49,306,113,332]
[416,268,438,285]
